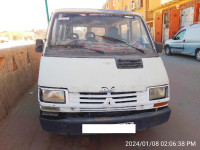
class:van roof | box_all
[180,23,200,31]
[190,23,200,28]
[53,8,142,16]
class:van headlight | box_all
[149,86,168,100]
[40,89,66,103]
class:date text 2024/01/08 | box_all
[125,141,197,147]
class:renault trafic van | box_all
[164,23,200,61]
[36,9,171,135]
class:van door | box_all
[170,29,186,53]
[183,27,200,56]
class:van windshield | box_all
[47,13,154,56]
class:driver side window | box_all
[174,29,186,40]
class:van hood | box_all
[165,39,172,45]
[38,57,169,92]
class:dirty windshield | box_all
[48,13,153,56]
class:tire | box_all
[165,46,172,56]
[195,50,200,61]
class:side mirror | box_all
[35,39,44,52]
[154,42,163,53]
[172,36,174,40]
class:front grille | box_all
[69,91,147,112]
[79,91,137,104]
[116,59,143,69]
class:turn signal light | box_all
[153,101,169,107]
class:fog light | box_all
[41,111,59,117]
[40,106,60,112]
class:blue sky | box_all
[0,0,106,32]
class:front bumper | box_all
[40,107,171,135]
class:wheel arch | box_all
[195,48,200,61]
[164,44,170,49]
[195,48,200,55]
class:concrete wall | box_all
[102,0,114,9]
[114,0,123,10]
[149,0,161,10]
[0,45,41,120]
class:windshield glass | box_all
[47,13,153,56]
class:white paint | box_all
[181,7,194,28]
[38,57,169,92]
[161,0,173,5]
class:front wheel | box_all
[195,50,200,61]
[165,46,172,56]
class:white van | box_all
[36,9,171,135]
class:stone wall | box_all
[0,45,41,120]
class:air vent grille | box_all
[116,59,143,69]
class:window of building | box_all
[136,0,143,8]
[140,0,143,7]
[181,7,195,28]
[121,24,128,40]
[123,5,127,11]
[163,13,169,28]
[131,1,135,10]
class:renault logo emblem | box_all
[101,86,115,93]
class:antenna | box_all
[45,0,50,23]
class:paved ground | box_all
[0,53,200,150]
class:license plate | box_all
[82,124,136,134]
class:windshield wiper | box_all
[49,44,104,54]
[81,46,105,54]
[96,35,145,54]
[48,44,67,48]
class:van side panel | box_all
[184,26,200,56]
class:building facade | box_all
[102,0,200,43]
[102,0,114,9]
[152,0,200,42]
